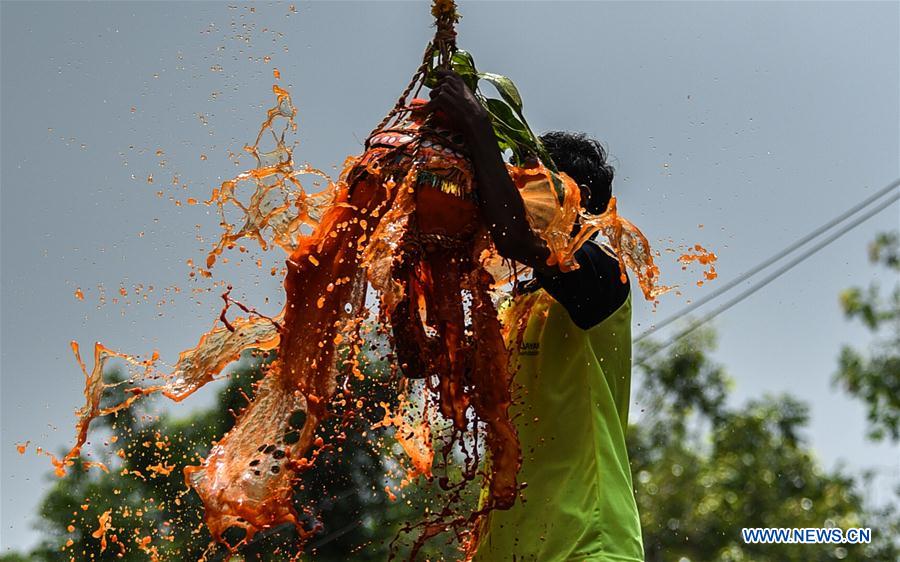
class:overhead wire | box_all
[636,177,900,343]
[636,183,900,358]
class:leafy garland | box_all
[426,50,566,204]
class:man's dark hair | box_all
[539,131,614,215]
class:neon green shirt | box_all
[473,289,644,562]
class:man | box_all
[428,69,645,562]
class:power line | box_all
[636,188,900,359]
[636,177,900,343]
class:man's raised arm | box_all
[428,69,554,274]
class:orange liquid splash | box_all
[48,77,713,558]
[678,243,719,286]
[509,163,672,302]
[373,397,434,482]
[91,509,113,553]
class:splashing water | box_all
[41,71,714,558]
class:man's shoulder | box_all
[535,239,631,330]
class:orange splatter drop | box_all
[91,510,113,553]
[373,401,433,480]
[147,463,175,476]
[678,243,718,284]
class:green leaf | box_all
[423,46,442,88]
[478,72,523,113]
[483,99,535,156]
[481,97,565,202]
[490,130,515,156]
[450,50,479,91]
[425,49,564,202]
[483,99,530,140]
[451,49,477,72]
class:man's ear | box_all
[578,184,592,212]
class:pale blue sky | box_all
[2,1,898,553]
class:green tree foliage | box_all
[4,324,897,560]
[834,231,900,442]
[632,330,898,562]
[7,353,408,562]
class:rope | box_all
[365,0,460,145]
[431,0,459,67]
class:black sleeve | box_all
[534,241,630,330]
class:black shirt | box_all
[531,241,631,330]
